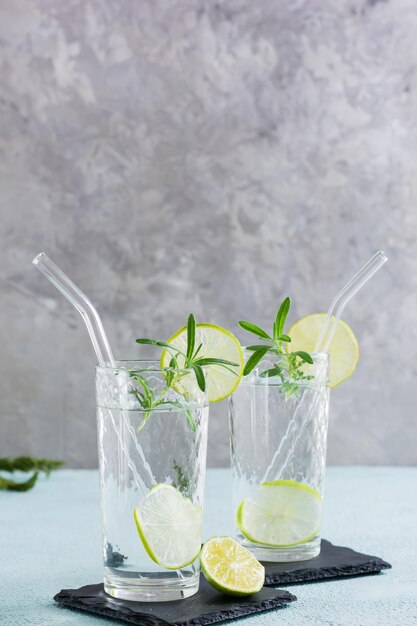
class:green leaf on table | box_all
[0,456,63,475]
[0,472,39,491]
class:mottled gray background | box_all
[0,0,416,468]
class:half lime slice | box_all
[134,484,202,569]
[201,536,265,596]
[237,480,321,547]
[160,324,244,402]
[288,313,359,388]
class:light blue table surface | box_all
[1,467,416,625]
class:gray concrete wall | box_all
[0,0,416,468]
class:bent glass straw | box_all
[314,250,388,353]
[33,253,115,366]
[33,252,152,491]
[263,249,388,482]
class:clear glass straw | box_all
[33,253,115,366]
[263,249,388,482]
[32,252,153,491]
[314,251,388,353]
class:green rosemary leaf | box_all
[212,363,240,377]
[135,339,186,358]
[238,321,271,340]
[259,367,283,378]
[193,342,203,359]
[243,346,271,376]
[172,461,193,498]
[164,356,177,387]
[191,364,206,391]
[278,334,292,343]
[186,314,196,362]
[185,408,197,432]
[192,357,239,367]
[293,351,314,364]
[132,374,155,406]
[275,297,291,337]
[130,388,146,403]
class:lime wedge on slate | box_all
[201,536,265,596]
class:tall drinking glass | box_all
[96,361,209,601]
[229,353,329,562]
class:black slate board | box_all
[54,576,296,626]
[263,539,391,586]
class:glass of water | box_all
[229,352,329,562]
[96,360,209,601]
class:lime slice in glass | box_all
[134,484,202,570]
[160,324,244,402]
[237,480,321,547]
[288,313,359,388]
[201,536,265,596]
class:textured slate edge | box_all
[174,592,296,626]
[54,595,168,626]
[54,584,297,626]
[265,560,391,586]
[264,541,392,587]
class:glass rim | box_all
[96,359,198,375]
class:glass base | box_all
[104,571,199,602]
[239,535,321,562]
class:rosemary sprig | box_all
[128,371,197,432]
[0,456,64,492]
[133,314,239,430]
[0,456,64,474]
[239,297,314,398]
[172,460,193,499]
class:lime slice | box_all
[160,324,244,402]
[201,536,265,596]
[134,484,202,570]
[237,480,321,547]
[288,313,359,388]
